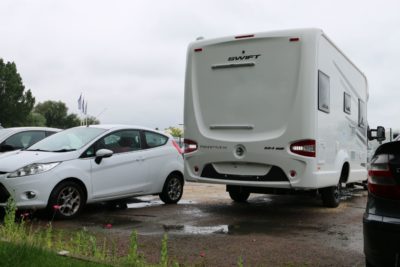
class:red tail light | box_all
[368,154,400,199]
[183,139,198,154]
[290,140,316,157]
[172,140,182,154]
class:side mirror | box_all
[368,126,386,142]
[95,149,113,164]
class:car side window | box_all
[3,131,46,149]
[46,131,58,137]
[144,131,168,148]
[97,130,142,154]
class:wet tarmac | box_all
[49,183,368,266]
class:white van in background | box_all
[183,28,368,207]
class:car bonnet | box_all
[0,150,78,173]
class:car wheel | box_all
[47,181,86,219]
[320,182,341,208]
[159,174,184,204]
[228,187,250,202]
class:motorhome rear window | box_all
[344,92,351,114]
[318,71,330,113]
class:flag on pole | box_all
[82,99,85,114]
[84,101,88,115]
[78,94,82,111]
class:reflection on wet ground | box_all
[126,197,195,209]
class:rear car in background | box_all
[364,139,400,266]
[0,127,60,153]
[0,125,184,219]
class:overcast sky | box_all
[0,0,399,130]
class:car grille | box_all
[0,183,10,203]
[201,164,289,182]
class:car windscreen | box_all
[27,127,107,152]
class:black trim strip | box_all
[211,62,255,69]
[201,164,289,182]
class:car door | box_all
[140,131,171,193]
[89,129,148,199]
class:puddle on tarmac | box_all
[161,222,325,236]
[163,224,229,234]
[127,197,195,209]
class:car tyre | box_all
[320,183,341,208]
[228,188,250,202]
[47,181,86,219]
[159,174,183,204]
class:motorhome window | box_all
[318,71,330,113]
[344,92,351,114]
[358,99,366,128]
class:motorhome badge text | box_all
[227,54,261,61]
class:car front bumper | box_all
[363,213,400,267]
[0,172,54,209]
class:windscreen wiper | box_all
[26,148,51,152]
[51,148,77,153]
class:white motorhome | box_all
[183,29,368,207]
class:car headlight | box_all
[7,162,61,178]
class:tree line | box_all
[0,58,99,128]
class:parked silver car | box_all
[0,127,60,153]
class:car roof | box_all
[0,126,61,132]
[83,124,162,133]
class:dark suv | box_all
[364,137,400,267]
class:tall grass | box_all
[0,197,183,267]
[0,197,248,266]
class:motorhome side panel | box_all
[315,36,368,186]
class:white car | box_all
[0,125,184,219]
[0,127,60,153]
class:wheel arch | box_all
[340,162,350,183]
[50,177,88,203]
[167,170,184,185]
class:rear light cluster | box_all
[368,154,400,199]
[290,140,316,157]
[183,139,198,154]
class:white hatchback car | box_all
[0,125,184,219]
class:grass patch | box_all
[0,241,110,267]
[1,197,246,266]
